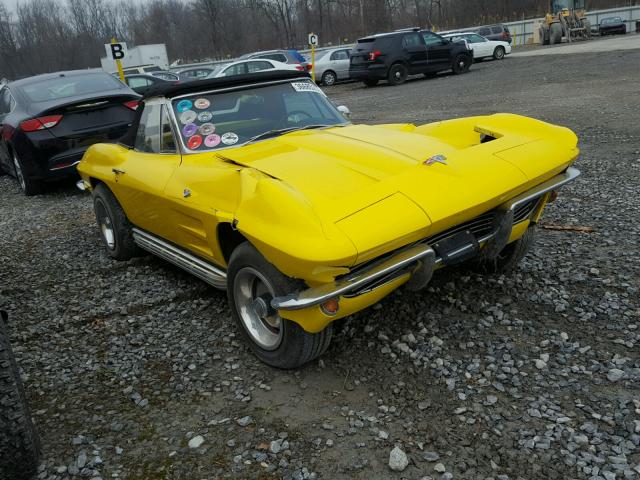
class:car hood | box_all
[220,116,578,261]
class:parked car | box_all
[0,70,140,195]
[0,310,41,480]
[310,47,352,86]
[239,49,310,72]
[149,71,181,81]
[205,59,297,78]
[349,29,473,86]
[599,16,626,35]
[123,73,178,96]
[474,24,512,44]
[78,70,580,368]
[174,66,218,81]
[119,64,164,75]
[442,32,511,60]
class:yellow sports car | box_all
[77,71,580,368]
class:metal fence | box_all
[505,4,640,46]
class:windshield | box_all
[171,79,348,152]
[17,73,125,102]
[602,17,621,24]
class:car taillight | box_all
[306,64,312,71]
[368,50,382,61]
[123,100,140,111]
[19,115,63,132]
[295,64,306,71]
[502,31,509,39]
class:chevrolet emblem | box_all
[424,154,447,166]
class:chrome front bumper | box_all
[272,167,580,311]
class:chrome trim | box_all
[271,244,435,310]
[132,228,227,290]
[50,160,80,171]
[504,166,580,211]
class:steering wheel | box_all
[287,110,313,124]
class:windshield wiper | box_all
[245,124,341,145]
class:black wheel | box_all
[452,54,471,74]
[12,149,41,196]
[321,70,337,86]
[387,63,408,85]
[92,183,140,261]
[227,242,332,369]
[493,46,505,60]
[550,23,562,45]
[473,225,537,274]
[363,79,379,87]
[0,311,41,480]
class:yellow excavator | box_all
[540,0,591,45]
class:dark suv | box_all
[349,29,473,87]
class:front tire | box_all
[493,46,505,60]
[0,311,41,480]
[321,70,337,86]
[387,63,408,85]
[227,242,332,369]
[452,54,471,74]
[473,225,537,274]
[92,183,140,261]
[12,149,41,196]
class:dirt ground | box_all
[1,36,639,480]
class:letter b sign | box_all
[104,42,128,61]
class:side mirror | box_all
[337,105,351,119]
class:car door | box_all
[0,87,14,172]
[329,49,351,79]
[422,31,452,71]
[468,34,492,57]
[108,101,182,240]
[126,76,153,95]
[402,33,428,73]
[219,63,248,77]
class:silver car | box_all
[311,47,352,86]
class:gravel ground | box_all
[1,41,639,480]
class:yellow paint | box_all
[78,113,579,333]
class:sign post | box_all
[105,39,127,82]
[308,33,318,82]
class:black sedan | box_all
[599,17,626,35]
[0,70,140,195]
[123,73,179,96]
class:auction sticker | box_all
[221,132,239,145]
[176,99,193,112]
[291,82,323,94]
[179,110,197,125]
[204,134,221,148]
[182,123,198,137]
[197,111,213,122]
[194,98,210,109]
[187,135,203,149]
[199,123,216,135]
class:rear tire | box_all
[452,54,471,74]
[363,79,379,87]
[227,242,332,369]
[0,311,41,480]
[387,63,408,86]
[550,23,562,45]
[472,225,537,274]
[12,149,41,196]
[321,70,337,86]
[92,183,140,261]
[493,46,505,60]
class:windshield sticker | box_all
[221,132,239,145]
[205,134,221,148]
[199,123,216,135]
[182,123,198,137]
[179,110,197,125]
[194,98,211,109]
[291,81,323,94]
[197,111,213,122]
[176,99,193,112]
[187,135,203,149]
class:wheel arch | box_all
[218,222,248,265]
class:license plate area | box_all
[431,230,479,265]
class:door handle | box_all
[112,168,126,175]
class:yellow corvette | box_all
[77,71,580,368]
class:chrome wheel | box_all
[494,47,505,60]
[95,200,115,250]
[322,71,336,86]
[12,152,25,191]
[233,267,282,350]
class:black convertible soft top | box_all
[143,70,312,99]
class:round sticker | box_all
[176,100,193,112]
[194,98,210,109]
[221,132,239,146]
[179,110,197,125]
[204,134,221,148]
[182,123,198,137]
[197,111,213,122]
[199,123,216,135]
[188,135,203,149]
